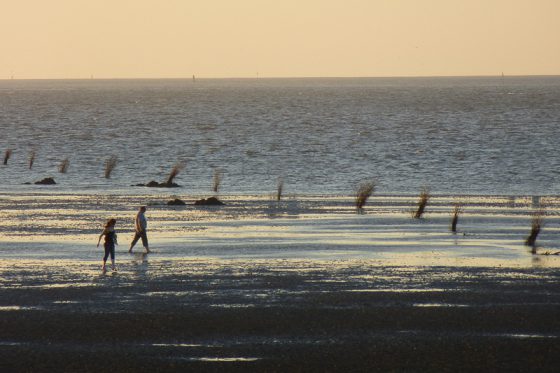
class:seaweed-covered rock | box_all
[194,197,224,206]
[34,177,56,185]
[167,198,186,206]
[146,180,160,187]
[143,180,180,188]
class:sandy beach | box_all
[1,258,560,372]
[1,193,560,371]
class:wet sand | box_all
[1,258,560,372]
[1,194,560,371]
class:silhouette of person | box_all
[97,218,118,272]
[129,206,150,253]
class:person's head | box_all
[139,206,146,213]
[105,218,116,228]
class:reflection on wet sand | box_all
[1,193,560,370]
[0,194,559,266]
[131,252,149,266]
[1,258,560,371]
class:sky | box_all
[1,0,559,79]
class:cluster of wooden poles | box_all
[2,149,553,255]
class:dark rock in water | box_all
[23,182,31,185]
[194,197,224,206]
[146,181,160,187]
[167,198,186,206]
[35,177,56,185]
[144,181,180,188]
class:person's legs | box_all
[103,245,110,272]
[109,244,116,271]
[140,231,150,253]
[129,232,141,252]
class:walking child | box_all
[97,218,118,273]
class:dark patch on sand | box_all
[0,261,559,371]
[194,197,225,206]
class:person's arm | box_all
[114,233,118,245]
[141,214,147,230]
[97,230,105,247]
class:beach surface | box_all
[1,193,560,372]
[1,259,560,372]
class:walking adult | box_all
[129,206,150,253]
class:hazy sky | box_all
[2,0,559,78]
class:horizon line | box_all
[2,73,560,81]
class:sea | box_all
[1,76,559,196]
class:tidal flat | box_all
[1,193,560,371]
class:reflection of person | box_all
[97,218,118,273]
[129,206,150,254]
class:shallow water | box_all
[1,77,560,195]
[0,193,559,267]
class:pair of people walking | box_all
[97,206,150,272]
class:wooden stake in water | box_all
[166,161,185,186]
[3,149,12,165]
[29,151,36,170]
[213,168,222,193]
[59,158,70,173]
[413,187,430,219]
[525,209,544,253]
[104,156,118,179]
[276,177,284,201]
[355,180,375,211]
[451,203,463,233]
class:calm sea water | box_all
[1,77,559,195]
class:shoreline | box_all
[1,193,560,370]
[1,193,559,266]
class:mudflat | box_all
[1,258,559,372]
